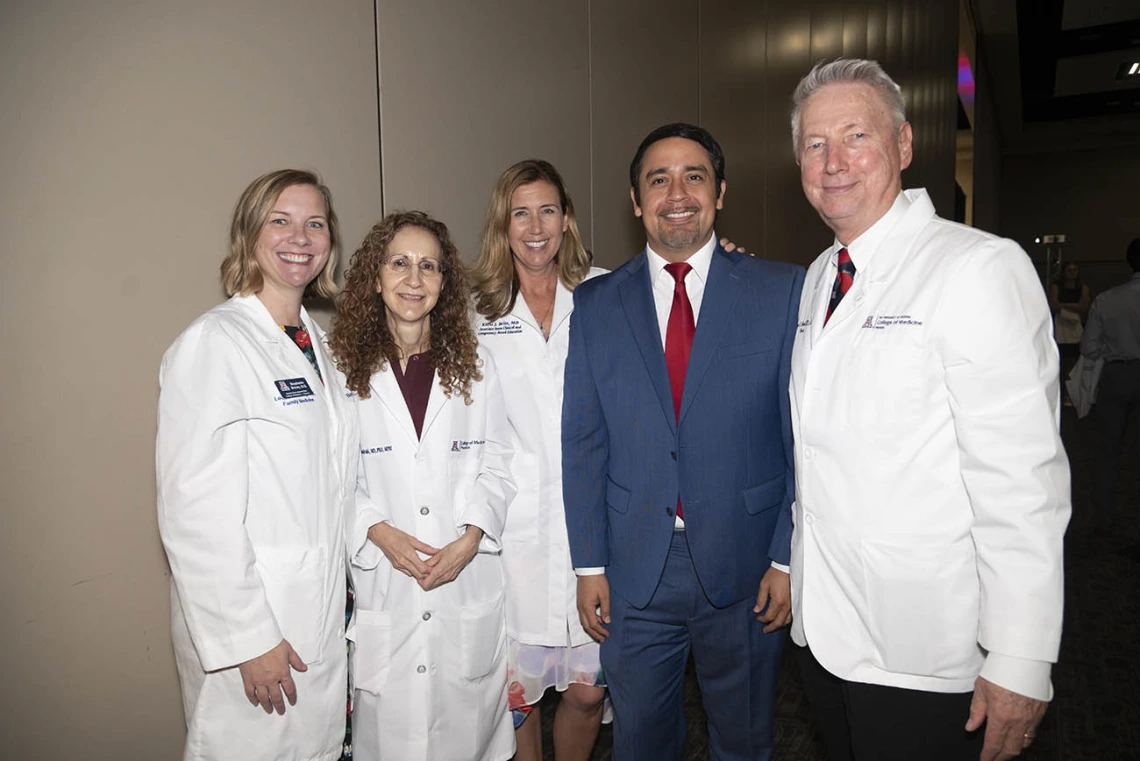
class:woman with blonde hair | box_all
[157,169,359,761]
[332,210,516,761]
[470,160,609,761]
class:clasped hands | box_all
[367,521,482,591]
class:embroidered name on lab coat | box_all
[477,319,524,336]
[361,445,392,455]
[861,314,924,330]
[451,439,485,452]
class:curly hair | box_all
[470,159,592,322]
[330,211,482,402]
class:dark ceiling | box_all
[1017,0,1140,122]
[974,0,1140,153]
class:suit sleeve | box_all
[156,322,281,671]
[936,240,1070,697]
[768,266,805,566]
[562,289,611,568]
[455,352,516,553]
[1079,297,1106,360]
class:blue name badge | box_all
[274,377,314,399]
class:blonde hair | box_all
[470,159,591,322]
[220,169,340,299]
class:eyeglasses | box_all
[383,256,446,278]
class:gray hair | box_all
[790,58,906,154]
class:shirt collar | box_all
[830,192,911,271]
[646,231,717,284]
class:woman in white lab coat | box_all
[157,169,358,761]
[330,210,516,761]
[469,160,608,761]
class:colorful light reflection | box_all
[958,51,975,104]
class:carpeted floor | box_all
[536,405,1140,760]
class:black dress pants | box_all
[795,644,983,761]
[1091,360,1140,530]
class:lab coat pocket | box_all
[254,546,327,665]
[460,593,506,680]
[348,608,392,695]
[861,536,980,679]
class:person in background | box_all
[469,159,609,761]
[157,169,358,761]
[562,123,802,761]
[331,210,516,761]
[1050,261,1091,403]
[788,58,1069,761]
[1080,238,1140,538]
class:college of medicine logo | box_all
[862,316,874,329]
[451,441,460,452]
[278,380,290,393]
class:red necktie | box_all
[664,262,694,520]
[825,247,856,324]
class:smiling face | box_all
[377,225,444,331]
[252,183,331,305]
[797,82,913,245]
[507,180,569,277]
[631,137,725,262]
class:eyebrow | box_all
[645,164,709,178]
[510,203,560,211]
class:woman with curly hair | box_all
[469,160,609,761]
[331,210,516,761]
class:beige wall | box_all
[1,0,959,757]
[376,0,960,270]
[0,1,381,757]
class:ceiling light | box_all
[1117,61,1140,79]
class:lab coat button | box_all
[805,513,815,525]
[416,665,426,674]
[420,506,430,516]
[422,611,431,621]
[804,448,814,460]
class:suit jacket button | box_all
[670,451,677,460]
[666,507,674,517]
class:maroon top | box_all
[391,352,433,439]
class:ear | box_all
[897,122,914,171]
[716,180,726,210]
[630,187,643,218]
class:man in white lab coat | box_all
[787,59,1070,761]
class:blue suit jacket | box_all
[562,244,804,609]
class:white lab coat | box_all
[157,294,358,761]
[789,190,1070,695]
[347,347,516,761]
[474,267,606,646]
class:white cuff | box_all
[979,653,1053,702]
[574,567,606,576]
[770,561,790,574]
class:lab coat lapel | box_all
[549,278,573,336]
[619,253,676,432]
[369,366,420,446]
[235,295,328,408]
[418,374,449,442]
[678,248,742,424]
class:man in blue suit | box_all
[562,122,804,760]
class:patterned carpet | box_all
[538,405,1140,760]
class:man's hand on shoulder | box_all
[576,574,611,643]
[966,676,1047,761]
[754,565,791,633]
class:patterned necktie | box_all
[825,247,856,324]
[664,262,694,521]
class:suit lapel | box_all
[618,253,676,432]
[679,247,743,424]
